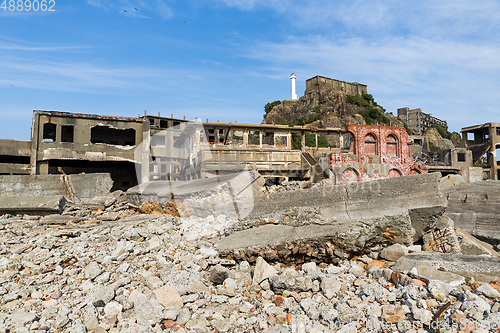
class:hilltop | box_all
[262,87,404,130]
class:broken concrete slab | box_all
[237,172,447,243]
[443,180,500,242]
[408,266,465,287]
[0,195,66,215]
[438,174,465,190]
[0,173,113,201]
[422,216,461,254]
[127,170,264,219]
[220,211,416,264]
[392,253,500,283]
[219,173,447,260]
[40,214,81,225]
[456,229,499,257]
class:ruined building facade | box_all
[462,122,500,180]
[397,107,448,135]
[304,75,367,101]
[329,124,427,184]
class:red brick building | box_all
[329,124,427,184]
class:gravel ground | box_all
[0,210,499,333]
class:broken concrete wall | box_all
[443,180,500,243]
[126,170,265,220]
[329,124,427,184]
[460,166,483,183]
[0,195,67,215]
[0,139,31,175]
[0,173,113,201]
[219,172,447,262]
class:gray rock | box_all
[269,275,296,294]
[177,308,191,325]
[84,262,102,280]
[475,284,500,299]
[380,244,408,262]
[70,324,87,333]
[209,264,229,285]
[134,293,165,326]
[86,285,115,305]
[320,277,341,293]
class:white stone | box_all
[104,301,123,318]
[252,256,276,285]
[153,284,183,309]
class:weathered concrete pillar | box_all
[243,130,248,149]
[259,132,262,148]
[30,111,40,175]
[38,161,49,175]
[287,132,292,150]
[301,133,305,152]
[315,134,318,148]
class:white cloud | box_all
[0,57,201,93]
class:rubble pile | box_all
[260,180,308,194]
[1,212,500,333]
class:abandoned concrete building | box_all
[0,110,348,189]
[397,107,448,135]
[462,122,500,180]
[408,135,473,176]
[304,75,368,100]
[0,109,483,189]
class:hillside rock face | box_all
[423,128,455,150]
[262,88,405,129]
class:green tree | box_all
[264,101,282,115]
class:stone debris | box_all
[0,174,500,332]
[1,207,500,333]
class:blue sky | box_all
[0,0,499,140]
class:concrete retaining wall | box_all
[0,173,113,200]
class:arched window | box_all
[364,133,377,154]
[387,134,398,157]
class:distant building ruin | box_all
[304,75,367,100]
[397,107,448,135]
[462,122,500,180]
[1,110,480,189]
[328,124,426,184]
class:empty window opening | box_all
[365,133,377,155]
[61,125,74,143]
[248,131,260,145]
[173,121,180,127]
[0,154,30,164]
[91,126,136,146]
[160,120,169,129]
[386,134,398,156]
[276,136,287,146]
[497,128,500,136]
[218,129,226,143]
[262,132,274,146]
[151,135,165,146]
[457,153,466,162]
[414,139,422,146]
[43,123,57,142]
[231,130,244,144]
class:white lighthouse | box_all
[290,73,297,100]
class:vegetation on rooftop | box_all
[346,93,390,126]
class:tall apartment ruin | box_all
[397,107,448,135]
